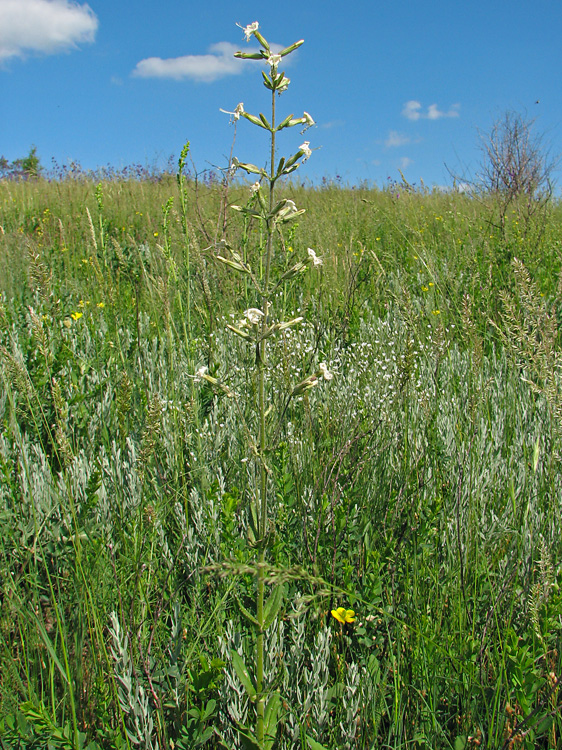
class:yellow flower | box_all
[432,309,440,315]
[331,607,356,624]
[421,286,429,292]
[70,311,83,321]
[97,302,105,308]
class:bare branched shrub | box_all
[476,110,558,237]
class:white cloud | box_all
[427,102,460,120]
[0,0,98,62]
[402,100,460,121]
[385,130,410,148]
[398,156,414,170]
[402,100,422,121]
[319,119,345,130]
[133,42,248,82]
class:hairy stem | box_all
[256,85,277,750]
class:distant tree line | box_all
[0,146,42,179]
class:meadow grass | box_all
[2,165,562,749]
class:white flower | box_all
[307,247,323,266]
[250,181,261,195]
[220,102,244,123]
[195,366,208,381]
[299,141,312,161]
[277,76,290,92]
[238,21,259,42]
[267,53,282,71]
[303,112,315,127]
[244,308,264,325]
[319,362,333,381]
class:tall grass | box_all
[2,86,562,750]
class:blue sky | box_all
[1,0,561,188]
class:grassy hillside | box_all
[1,171,562,749]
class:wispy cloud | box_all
[319,119,345,130]
[398,156,414,170]
[133,42,251,82]
[402,100,460,121]
[385,130,411,148]
[0,0,98,63]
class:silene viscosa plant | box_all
[194,21,332,750]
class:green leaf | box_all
[236,595,260,627]
[226,324,253,341]
[194,727,214,746]
[231,651,256,700]
[264,692,281,750]
[247,499,262,548]
[306,735,329,750]
[239,730,260,750]
[203,699,216,720]
[32,616,70,685]
[263,585,285,631]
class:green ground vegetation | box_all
[1,172,562,749]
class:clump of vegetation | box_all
[0,145,42,178]
[1,23,562,750]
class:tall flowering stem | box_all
[208,22,328,748]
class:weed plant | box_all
[2,22,562,750]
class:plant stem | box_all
[256,85,277,750]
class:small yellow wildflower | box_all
[428,282,434,287]
[70,311,83,321]
[97,302,105,308]
[153,231,159,237]
[421,286,429,292]
[331,607,356,624]
[432,310,440,315]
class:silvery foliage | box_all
[108,611,158,750]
